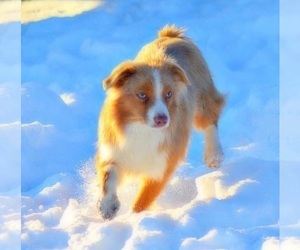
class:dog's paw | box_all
[98,194,120,220]
[204,145,224,168]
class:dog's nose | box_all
[154,114,168,127]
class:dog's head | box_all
[103,60,189,129]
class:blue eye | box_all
[137,92,148,100]
[166,91,172,99]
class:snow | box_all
[20,158,280,249]
[0,15,21,250]
[60,92,76,105]
[21,1,103,24]
[0,1,20,24]
[0,0,299,249]
[280,0,300,243]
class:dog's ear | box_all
[167,62,190,85]
[103,61,137,90]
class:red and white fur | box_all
[95,25,225,219]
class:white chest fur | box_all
[100,123,168,180]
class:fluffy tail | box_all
[158,25,186,39]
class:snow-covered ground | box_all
[0,0,300,249]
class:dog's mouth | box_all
[152,124,169,129]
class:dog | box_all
[95,25,225,220]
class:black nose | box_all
[154,114,168,127]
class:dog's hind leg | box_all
[193,91,225,168]
[132,159,178,213]
[132,177,168,213]
[203,123,224,168]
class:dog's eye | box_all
[137,92,148,100]
[165,91,172,99]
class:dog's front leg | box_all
[98,165,120,220]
